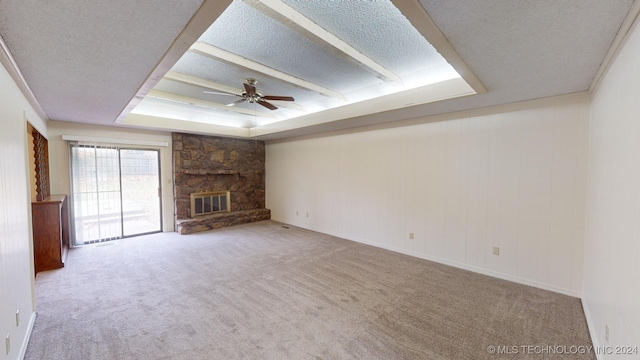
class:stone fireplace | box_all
[172,133,270,234]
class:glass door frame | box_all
[68,143,163,246]
[119,147,163,239]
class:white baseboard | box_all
[281,220,581,298]
[18,311,36,360]
[351,235,581,297]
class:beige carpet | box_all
[25,220,594,359]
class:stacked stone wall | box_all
[172,133,269,234]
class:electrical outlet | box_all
[5,333,9,355]
[492,246,500,256]
[409,232,414,240]
[306,212,309,218]
[296,210,299,216]
[15,309,19,327]
[605,325,609,343]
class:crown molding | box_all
[589,0,640,92]
[0,35,49,121]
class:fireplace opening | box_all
[190,191,230,217]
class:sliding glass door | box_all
[120,149,162,236]
[70,144,161,245]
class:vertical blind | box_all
[70,142,123,245]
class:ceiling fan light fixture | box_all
[205,78,295,110]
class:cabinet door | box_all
[32,201,63,273]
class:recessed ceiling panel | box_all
[281,0,456,79]
[130,0,472,131]
[197,0,378,92]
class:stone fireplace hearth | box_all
[172,133,270,234]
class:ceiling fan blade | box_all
[243,82,257,97]
[257,100,278,110]
[226,98,247,107]
[262,95,294,101]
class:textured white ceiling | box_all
[197,1,377,92]
[0,0,636,140]
[281,0,450,78]
[258,0,635,140]
[0,0,205,124]
[419,0,634,96]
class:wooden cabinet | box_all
[32,194,69,273]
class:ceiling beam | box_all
[392,0,487,94]
[164,71,243,95]
[245,0,403,87]
[251,77,475,139]
[147,90,276,119]
[190,41,346,101]
[123,113,251,138]
[264,100,307,113]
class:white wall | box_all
[267,93,589,296]
[0,59,45,359]
[47,121,175,233]
[583,18,640,354]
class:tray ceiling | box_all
[126,0,473,137]
[0,0,636,140]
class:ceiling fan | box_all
[204,78,294,110]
